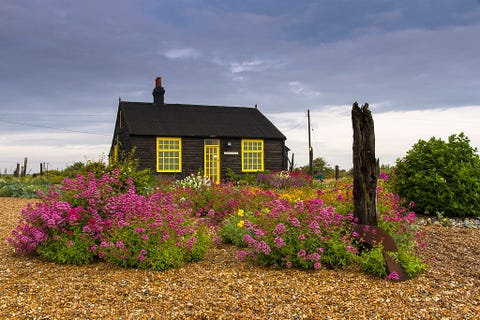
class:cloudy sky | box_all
[1,0,479,173]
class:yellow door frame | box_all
[204,139,220,183]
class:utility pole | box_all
[308,109,313,176]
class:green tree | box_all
[299,157,334,178]
[394,133,480,217]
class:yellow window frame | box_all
[156,137,182,172]
[241,139,264,172]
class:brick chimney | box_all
[152,77,165,105]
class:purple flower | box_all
[297,249,307,258]
[313,262,322,270]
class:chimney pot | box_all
[152,76,165,105]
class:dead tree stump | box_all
[352,102,379,226]
[351,102,409,281]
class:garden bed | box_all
[1,197,479,319]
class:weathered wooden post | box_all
[21,157,28,177]
[335,165,339,181]
[351,102,409,281]
[352,102,379,226]
[14,163,20,177]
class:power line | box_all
[0,119,111,136]
[279,113,308,132]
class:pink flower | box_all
[273,223,287,235]
[237,250,248,260]
[297,249,307,258]
[314,262,322,270]
[298,234,306,241]
[243,234,257,246]
[289,217,301,228]
[385,272,400,281]
[67,240,74,247]
[307,253,321,261]
[380,172,389,181]
[309,221,319,230]
[256,241,271,255]
[286,261,292,268]
[254,229,265,238]
[274,236,285,248]
[346,245,358,254]
[207,209,215,218]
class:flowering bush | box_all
[7,169,425,279]
[232,198,357,270]
[7,170,212,269]
[220,174,426,279]
[171,183,279,224]
[220,209,251,247]
[173,172,211,190]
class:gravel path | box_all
[1,197,479,319]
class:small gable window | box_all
[241,139,264,172]
[156,137,182,172]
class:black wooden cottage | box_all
[110,77,288,183]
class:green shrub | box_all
[394,133,480,217]
[0,176,54,198]
[219,209,250,247]
[356,246,387,278]
[389,251,427,278]
[37,228,96,265]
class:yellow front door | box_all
[204,139,220,183]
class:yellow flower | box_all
[237,209,244,217]
[237,220,245,228]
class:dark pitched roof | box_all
[118,102,286,139]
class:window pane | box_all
[156,137,182,172]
